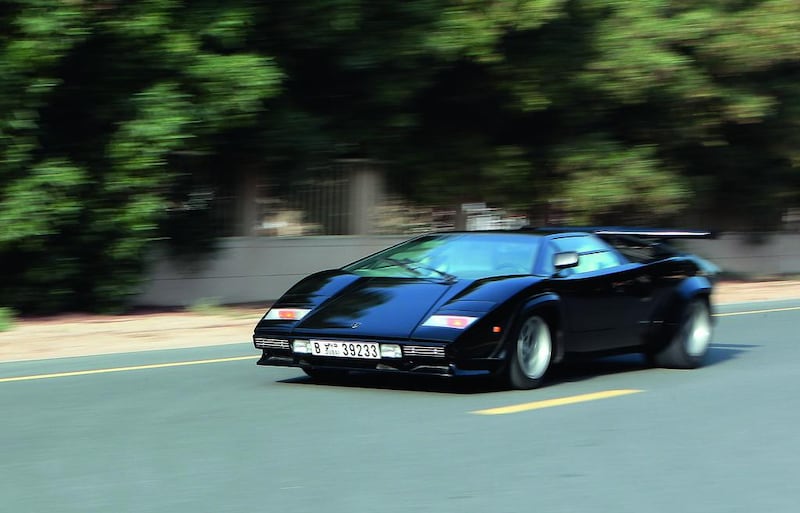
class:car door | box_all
[542,235,652,352]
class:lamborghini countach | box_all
[253,228,717,389]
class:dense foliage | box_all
[1,0,799,311]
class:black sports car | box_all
[253,227,718,389]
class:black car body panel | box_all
[253,228,717,384]
[294,278,452,339]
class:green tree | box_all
[2,0,800,312]
[0,0,281,312]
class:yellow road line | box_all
[715,306,800,317]
[0,355,259,383]
[472,389,644,416]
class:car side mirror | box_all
[553,251,579,271]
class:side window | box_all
[574,251,623,273]
[550,235,626,274]
[538,242,557,275]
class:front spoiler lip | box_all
[256,352,502,377]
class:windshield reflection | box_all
[344,233,542,280]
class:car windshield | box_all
[343,233,541,280]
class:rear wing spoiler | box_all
[591,228,714,240]
[527,226,715,241]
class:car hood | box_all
[291,277,453,340]
[258,270,547,341]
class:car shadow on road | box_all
[552,342,758,384]
[704,342,759,365]
[549,354,648,385]
[276,342,759,394]
[278,373,504,395]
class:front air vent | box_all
[254,338,291,350]
[403,345,446,358]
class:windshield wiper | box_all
[373,257,421,275]
[409,262,457,283]
[374,257,457,283]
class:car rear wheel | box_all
[507,314,553,390]
[650,298,712,369]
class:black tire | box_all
[506,314,554,390]
[650,298,712,369]
[302,368,348,381]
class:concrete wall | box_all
[683,232,800,277]
[135,232,800,307]
[135,236,405,307]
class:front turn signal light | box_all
[421,315,478,329]
[380,344,402,358]
[264,308,312,321]
[292,339,312,353]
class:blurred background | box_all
[2,0,800,315]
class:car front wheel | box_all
[507,314,553,390]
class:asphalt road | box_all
[2,300,800,513]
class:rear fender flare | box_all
[648,276,713,350]
[675,275,713,303]
[673,276,714,324]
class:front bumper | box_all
[255,349,504,377]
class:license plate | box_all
[310,340,380,359]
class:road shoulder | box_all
[1,280,799,363]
